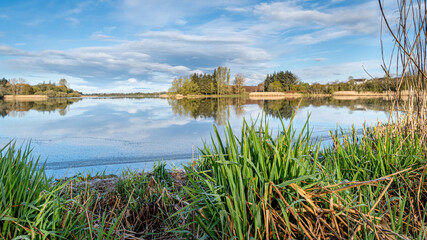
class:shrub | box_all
[67,92,81,97]
[55,91,67,98]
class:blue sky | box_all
[0,0,394,93]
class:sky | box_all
[0,0,396,93]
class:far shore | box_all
[3,90,425,102]
[81,95,99,98]
[249,92,302,100]
[3,95,48,101]
[160,90,426,100]
[160,93,249,99]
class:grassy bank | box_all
[0,116,426,239]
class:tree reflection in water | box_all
[168,97,394,125]
[0,98,82,117]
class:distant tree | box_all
[0,78,7,86]
[264,71,299,91]
[0,78,8,98]
[55,92,67,98]
[68,92,81,97]
[191,73,216,95]
[169,77,184,93]
[45,90,56,97]
[16,84,33,95]
[280,71,299,91]
[9,78,18,95]
[233,73,246,94]
[59,78,68,87]
[215,66,230,95]
[180,78,200,95]
[268,81,284,92]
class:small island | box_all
[0,78,82,100]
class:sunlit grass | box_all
[181,116,427,239]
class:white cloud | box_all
[90,33,123,42]
[141,31,252,44]
[0,26,271,92]
[289,29,350,45]
[127,109,138,114]
[68,17,80,25]
[254,1,379,37]
[244,72,268,85]
[0,45,34,56]
[224,7,251,13]
[127,78,137,84]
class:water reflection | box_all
[0,98,81,117]
[168,97,393,124]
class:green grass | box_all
[181,117,427,239]
[0,142,87,239]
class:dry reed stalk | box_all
[379,0,427,141]
[260,164,427,239]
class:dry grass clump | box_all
[60,164,191,239]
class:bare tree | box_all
[233,73,246,95]
[215,66,230,95]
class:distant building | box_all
[243,83,264,93]
[352,79,367,85]
[243,86,258,92]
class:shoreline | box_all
[3,95,48,101]
[160,90,426,100]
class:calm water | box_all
[0,97,393,177]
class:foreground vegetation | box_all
[0,112,426,239]
[184,117,427,239]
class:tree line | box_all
[0,78,82,99]
[297,77,398,94]
[262,71,399,94]
[169,67,400,96]
[169,66,246,95]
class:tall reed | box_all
[0,142,86,238]
[182,116,427,239]
[379,0,427,140]
[182,117,323,239]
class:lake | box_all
[0,97,393,177]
